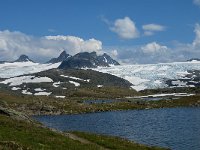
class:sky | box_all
[0,0,200,64]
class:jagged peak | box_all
[46,50,71,64]
[14,55,33,62]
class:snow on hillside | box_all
[1,60,200,91]
[0,62,61,78]
[0,75,53,86]
[95,61,200,91]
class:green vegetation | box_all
[72,131,168,150]
[0,114,99,150]
[0,90,200,115]
[0,114,167,150]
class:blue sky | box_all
[0,0,200,63]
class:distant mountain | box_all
[58,51,120,69]
[46,51,71,64]
[0,61,7,64]
[98,53,120,66]
[14,55,34,62]
[187,58,200,62]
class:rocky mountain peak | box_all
[14,55,33,62]
[58,51,120,69]
[47,51,71,64]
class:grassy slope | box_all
[0,115,99,150]
[0,114,167,150]
[72,131,168,150]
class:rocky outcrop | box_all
[0,105,34,123]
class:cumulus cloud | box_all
[45,35,102,53]
[193,23,200,47]
[0,30,102,62]
[142,24,166,36]
[141,42,168,54]
[110,17,139,39]
[105,23,200,64]
[194,0,200,6]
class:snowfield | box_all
[1,61,200,91]
[0,76,53,86]
[0,62,61,78]
[95,61,200,91]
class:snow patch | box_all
[34,88,46,92]
[172,80,187,86]
[53,81,61,87]
[34,92,52,96]
[69,81,80,87]
[55,96,66,98]
[60,75,89,82]
[97,85,103,88]
[11,87,21,91]
[22,89,32,95]
[131,85,146,91]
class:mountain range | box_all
[0,51,120,69]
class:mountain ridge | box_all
[46,51,71,64]
[58,51,120,69]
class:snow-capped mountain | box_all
[58,52,120,69]
[46,51,71,64]
[14,55,34,62]
[1,55,200,92]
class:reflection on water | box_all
[34,107,200,150]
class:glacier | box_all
[94,61,200,91]
[1,61,200,91]
[0,62,61,78]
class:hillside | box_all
[0,68,136,99]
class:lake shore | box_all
[0,105,168,150]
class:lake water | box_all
[34,107,200,150]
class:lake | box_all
[34,107,200,150]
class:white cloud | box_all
[193,23,200,47]
[194,0,200,6]
[110,50,118,57]
[141,42,168,54]
[142,24,166,36]
[110,17,139,39]
[45,35,102,53]
[0,30,103,62]
[108,23,200,64]
[143,31,154,36]
[142,24,165,31]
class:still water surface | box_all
[34,107,200,150]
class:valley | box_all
[0,52,200,150]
